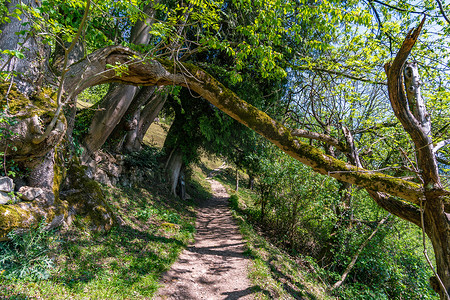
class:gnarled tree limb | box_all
[62,46,425,205]
[384,16,441,190]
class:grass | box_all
[0,181,206,299]
[210,167,334,300]
[143,122,170,149]
[76,99,93,109]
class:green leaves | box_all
[1,49,24,59]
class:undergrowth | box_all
[214,166,437,300]
[0,219,56,281]
[0,180,203,299]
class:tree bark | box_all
[384,17,450,299]
[0,0,48,96]
[81,2,159,158]
[82,84,138,159]
[165,148,183,197]
[108,85,157,152]
[132,89,167,150]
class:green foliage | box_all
[329,219,436,299]
[123,145,164,169]
[225,184,332,299]
[0,107,20,177]
[72,106,95,153]
[213,145,438,299]
[77,84,109,104]
[0,219,57,281]
[136,206,181,224]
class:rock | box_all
[0,191,11,204]
[18,186,44,201]
[94,169,112,186]
[0,177,14,193]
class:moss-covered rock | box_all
[0,205,32,239]
[61,161,115,231]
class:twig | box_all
[436,0,450,25]
[331,213,391,291]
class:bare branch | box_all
[294,64,386,85]
[385,17,442,189]
[371,0,430,15]
[354,122,398,134]
[436,0,450,25]
[434,139,450,154]
[290,128,348,152]
[331,213,391,291]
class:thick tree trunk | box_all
[131,89,168,151]
[109,86,167,153]
[108,85,157,152]
[0,0,48,96]
[426,200,450,299]
[83,84,138,159]
[384,19,450,298]
[81,3,158,158]
[165,148,183,197]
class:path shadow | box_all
[52,224,187,294]
[221,286,262,299]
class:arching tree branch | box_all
[63,46,425,205]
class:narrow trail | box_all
[155,178,254,299]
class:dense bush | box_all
[236,146,437,299]
[123,145,164,169]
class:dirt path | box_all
[155,178,254,299]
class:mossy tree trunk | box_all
[0,0,48,96]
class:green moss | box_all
[52,147,65,199]
[0,205,32,240]
[0,82,58,118]
[63,162,114,230]
[0,82,31,115]
[30,87,57,110]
